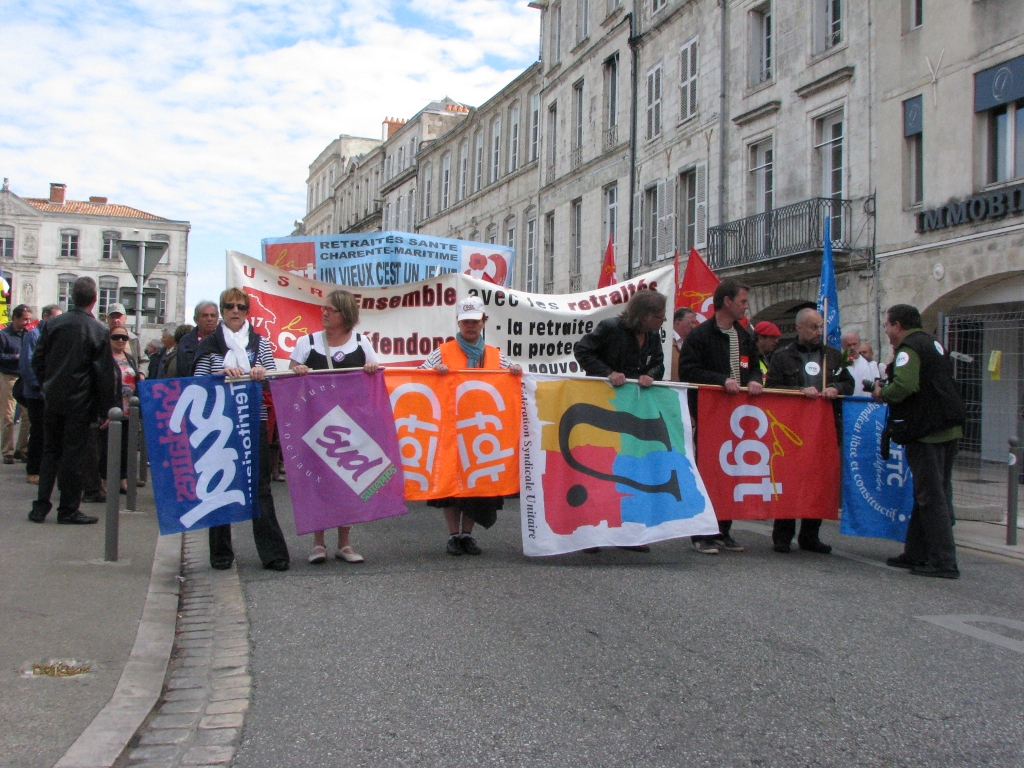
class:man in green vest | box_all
[873,304,966,579]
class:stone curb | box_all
[53,533,183,768]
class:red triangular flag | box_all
[597,232,617,288]
[677,247,718,322]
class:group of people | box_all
[11,276,965,581]
[573,280,965,579]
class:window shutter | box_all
[694,162,707,249]
[632,190,643,268]
[657,178,674,260]
[679,46,690,120]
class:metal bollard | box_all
[1008,436,1022,547]
[126,396,140,512]
[105,407,124,562]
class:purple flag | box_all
[270,371,407,535]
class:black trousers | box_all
[208,421,289,567]
[904,439,958,570]
[772,517,822,545]
[32,408,92,520]
[24,397,45,476]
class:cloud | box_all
[0,0,539,311]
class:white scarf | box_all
[222,321,252,373]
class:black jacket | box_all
[0,324,25,376]
[32,308,118,419]
[177,329,203,377]
[678,318,762,386]
[765,341,854,395]
[574,317,665,380]
[886,330,966,444]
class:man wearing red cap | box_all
[752,321,782,377]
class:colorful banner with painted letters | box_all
[839,397,914,541]
[268,371,407,535]
[697,389,841,521]
[139,376,261,535]
[384,369,521,501]
[520,376,720,555]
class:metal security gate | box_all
[944,306,1024,521]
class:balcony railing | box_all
[603,125,618,152]
[546,162,556,185]
[570,146,582,170]
[707,197,853,270]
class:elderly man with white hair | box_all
[842,330,880,394]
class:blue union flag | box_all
[138,376,261,535]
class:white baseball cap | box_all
[107,303,127,316]
[456,296,485,321]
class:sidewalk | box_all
[0,459,179,768]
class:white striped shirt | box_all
[194,334,276,420]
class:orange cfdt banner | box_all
[384,369,522,501]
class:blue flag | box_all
[817,216,841,349]
[839,398,914,542]
[138,376,262,535]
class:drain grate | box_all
[29,660,92,677]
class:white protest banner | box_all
[228,251,674,372]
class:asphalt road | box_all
[227,487,1024,768]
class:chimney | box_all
[49,183,66,204]
[382,117,407,140]
[88,196,108,204]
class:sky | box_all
[0,0,540,312]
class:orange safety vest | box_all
[439,339,502,370]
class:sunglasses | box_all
[111,335,129,341]
[222,303,249,311]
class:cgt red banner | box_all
[696,389,840,520]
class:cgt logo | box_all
[247,291,314,357]
[719,404,802,501]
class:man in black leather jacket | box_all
[29,277,117,525]
[765,307,854,553]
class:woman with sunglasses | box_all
[289,289,380,565]
[101,325,140,494]
[193,288,290,572]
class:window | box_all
[644,185,660,264]
[60,229,79,259]
[98,277,118,317]
[904,95,924,205]
[677,167,707,252]
[815,110,845,239]
[987,100,1024,185]
[529,92,541,161]
[458,140,469,201]
[652,0,666,13]
[0,226,13,259]
[570,199,583,292]
[606,0,620,15]
[396,194,404,230]
[407,191,416,228]
[487,224,498,245]
[58,273,77,311]
[423,163,433,218]
[604,183,618,246]
[751,4,772,85]
[679,38,698,121]
[150,279,167,324]
[576,0,589,43]
[151,233,170,264]
[397,146,405,171]
[571,80,585,169]
[525,216,538,292]
[749,138,774,214]
[441,154,451,210]
[646,64,662,140]
[603,54,619,150]
[547,102,558,183]
[490,116,502,184]
[102,231,120,260]
[474,130,485,192]
[638,180,673,265]
[543,213,555,293]
[814,0,842,53]
[505,219,516,254]
[549,3,562,65]
[509,103,520,173]
[910,0,922,29]
[383,202,392,230]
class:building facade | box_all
[0,180,190,339]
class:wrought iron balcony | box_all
[570,146,583,170]
[707,197,853,270]
[603,125,618,152]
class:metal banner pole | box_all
[126,397,140,512]
[104,408,124,562]
[1008,436,1021,547]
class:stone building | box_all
[0,180,190,339]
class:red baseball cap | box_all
[753,321,782,337]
